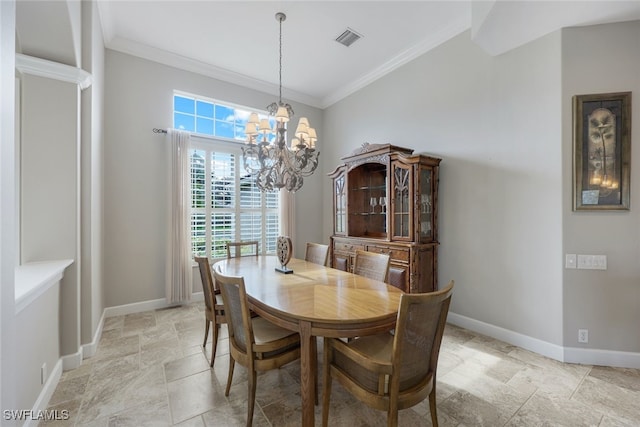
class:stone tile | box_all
[599,413,640,427]
[103,315,124,331]
[89,352,140,382]
[439,390,508,426]
[572,375,640,423]
[201,398,270,427]
[93,334,140,362]
[226,365,300,408]
[506,349,589,398]
[43,306,640,427]
[139,337,183,369]
[443,324,476,345]
[49,374,90,406]
[164,352,211,383]
[100,398,171,427]
[177,326,209,347]
[166,370,228,424]
[505,390,602,426]
[174,415,206,427]
[78,365,165,424]
[60,359,94,382]
[589,365,640,393]
[155,304,201,325]
[174,316,206,333]
[122,312,156,335]
[439,366,532,426]
[40,397,81,426]
[139,323,178,347]
[98,328,123,344]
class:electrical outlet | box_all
[565,254,577,269]
[578,329,589,344]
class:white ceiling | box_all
[16,1,640,108]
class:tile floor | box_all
[42,303,640,426]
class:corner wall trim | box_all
[61,350,83,371]
[81,311,106,359]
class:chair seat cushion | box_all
[252,317,298,345]
[343,333,393,364]
[333,333,393,393]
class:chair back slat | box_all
[392,281,454,390]
[194,256,214,311]
[305,242,329,266]
[213,265,252,352]
[353,250,390,283]
[226,241,259,258]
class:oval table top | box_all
[213,256,403,328]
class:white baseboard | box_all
[61,350,83,371]
[564,346,640,369]
[448,312,640,369]
[447,312,565,362]
[24,359,63,427]
[103,292,203,318]
[81,311,105,359]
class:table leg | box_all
[299,320,314,427]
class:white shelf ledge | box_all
[15,259,73,314]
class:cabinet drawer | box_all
[334,242,364,253]
[366,245,409,262]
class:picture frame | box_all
[573,92,631,211]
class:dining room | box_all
[3,1,640,426]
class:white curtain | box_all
[279,188,296,250]
[166,129,192,303]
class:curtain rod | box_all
[153,128,167,134]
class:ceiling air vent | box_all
[335,28,363,47]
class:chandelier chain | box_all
[278,15,283,104]
[241,11,319,193]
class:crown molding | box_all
[321,15,470,108]
[106,37,324,109]
[15,54,92,89]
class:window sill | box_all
[15,259,74,314]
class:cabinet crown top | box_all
[342,143,413,161]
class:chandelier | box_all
[242,12,319,193]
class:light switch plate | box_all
[577,254,607,270]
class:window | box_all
[173,92,275,143]
[177,93,280,259]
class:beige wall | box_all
[562,21,640,352]
[103,50,324,307]
[324,21,640,359]
[323,29,565,348]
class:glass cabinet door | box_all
[418,167,433,242]
[391,163,411,239]
[334,174,346,235]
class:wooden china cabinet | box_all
[328,143,441,293]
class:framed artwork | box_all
[573,92,631,211]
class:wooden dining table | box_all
[213,255,403,427]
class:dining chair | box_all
[305,242,330,266]
[353,249,391,283]
[226,240,259,258]
[321,280,454,427]
[194,256,226,367]
[213,265,301,427]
